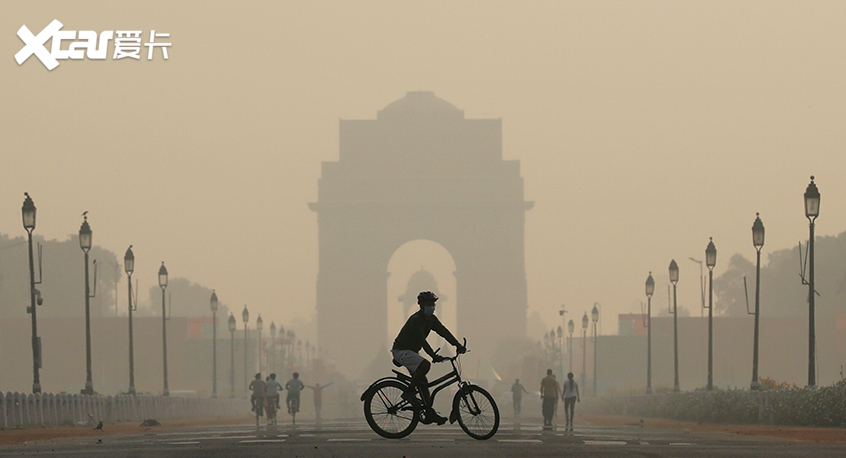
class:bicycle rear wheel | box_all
[453,385,499,440]
[363,379,418,439]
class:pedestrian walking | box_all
[539,369,560,427]
[511,379,529,416]
[562,372,580,431]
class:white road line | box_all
[240,439,286,443]
[584,440,627,446]
[327,438,371,442]
[498,439,543,443]
[167,441,200,445]
[669,442,695,446]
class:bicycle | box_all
[287,395,300,425]
[266,396,278,426]
[252,397,264,427]
[360,341,500,440]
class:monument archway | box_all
[309,92,533,377]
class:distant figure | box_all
[249,373,266,414]
[266,373,283,410]
[562,372,580,431]
[510,379,529,416]
[285,372,305,414]
[539,369,560,427]
[306,382,334,419]
[93,421,103,431]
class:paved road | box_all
[1,418,842,457]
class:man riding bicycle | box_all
[266,373,283,410]
[249,373,266,414]
[391,291,465,425]
[285,372,305,414]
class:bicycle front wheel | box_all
[363,379,418,439]
[453,385,499,440]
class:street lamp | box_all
[270,322,277,375]
[750,214,765,390]
[705,238,717,391]
[256,314,263,375]
[79,214,96,395]
[228,313,236,398]
[669,259,680,392]
[124,246,136,395]
[591,304,599,396]
[567,319,574,372]
[158,262,169,396]
[645,272,655,394]
[804,176,820,387]
[556,325,563,376]
[22,193,42,394]
[242,305,249,396]
[210,290,219,398]
[581,312,588,389]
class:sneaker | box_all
[427,409,447,425]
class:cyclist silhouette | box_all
[391,291,465,425]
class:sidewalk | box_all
[586,415,846,443]
[0,416,251,446]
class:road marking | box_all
[498,439,543,443]
[327,438,371,442]
[669,442,694,446]
[584,440,627,446]
[240,439,286,443]
[167,441,200,445]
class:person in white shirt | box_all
[562,372,580,430]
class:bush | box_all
[585,380,846,427]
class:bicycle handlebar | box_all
[432,338,468,363]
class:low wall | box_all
[0,392,245,428]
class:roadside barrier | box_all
[0,391,244,427]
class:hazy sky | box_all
[3,1,846,341]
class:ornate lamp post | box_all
[78,214,96,395]
[804,176,820,387]
[567,319,574,372]
[705,238,717,391]
[269,322,277,375]
[210,290,219,398]
[581,312,588,389]
[256,314,263,375]
[750,214,765,390]
[242,305,249,395]
[556,325,563,376]
[669,259,680,392]
[645,272,655,394]
[22,193,42,394]
[228,313,236,398]
[591,304,599,396]
[125,246,136,395]
[158,262,169,396]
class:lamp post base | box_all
[750,381,761,391]
[128,386,136,395]
[673,384,680,392]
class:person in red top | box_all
[391,291,465,425]
[306,382,333,419]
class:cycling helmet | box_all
[417,291,439,304]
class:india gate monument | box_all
[310,92,533,377]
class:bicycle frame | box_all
[389,355,467,407]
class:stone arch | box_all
[310,92,533,376]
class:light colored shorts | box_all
[391,349,425,374]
